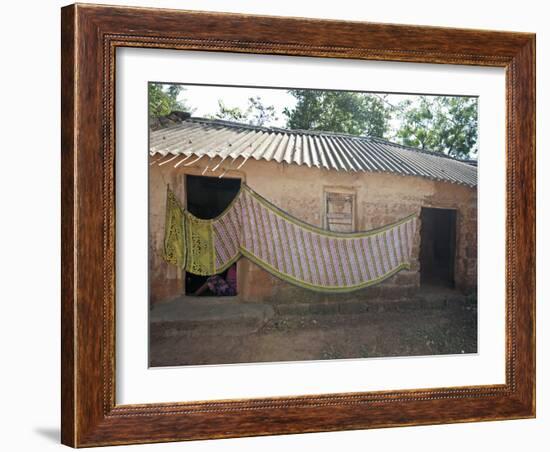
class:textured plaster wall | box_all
[149,156,477,304]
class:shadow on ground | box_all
[34,427,60,443]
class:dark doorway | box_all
[185,175,241,295]
[419,207,457,287]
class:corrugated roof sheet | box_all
[150,117,477,187]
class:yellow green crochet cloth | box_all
[164,184,417,293]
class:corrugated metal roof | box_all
[150,117,477,187]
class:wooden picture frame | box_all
[61,3,535,447]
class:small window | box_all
[324,189,356,232]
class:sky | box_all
[175,84,427,132]
[163,84,478,158]
[180,85,296,127]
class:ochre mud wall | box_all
[149,157,477,304]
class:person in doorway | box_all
[194,264,237,297]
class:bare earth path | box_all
[150,299,477,367]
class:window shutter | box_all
[325,191,355,232]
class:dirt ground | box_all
[149,299,477,367]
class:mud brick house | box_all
[149,116,477,305]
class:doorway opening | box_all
[184,174,241,296]
[419,207,457,288]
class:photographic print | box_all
[148,83,478,367]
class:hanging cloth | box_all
[162,185,186,268]
[164,184,417,293]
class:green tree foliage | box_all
[212,100,247,122]
[212,96,277,126]
[148,83,193,117]
[283,90,390,138]
[247,96,277,126]
[395,96,478,158]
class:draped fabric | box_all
[164,184,417,293]
[162,186,186,268]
